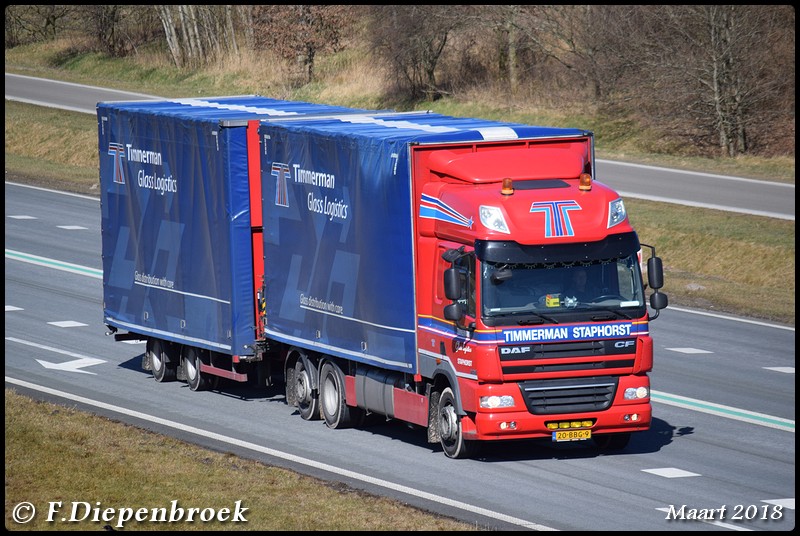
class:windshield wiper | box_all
[516,311,559,325]
[590,308,633,321]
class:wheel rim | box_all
[439,403,459,442]
[185,354,198,381]
[296,365,312,405]
[152,346,164,373]
[322,373,338,417]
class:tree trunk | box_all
[225,5,239,58]
[157,6,183,67]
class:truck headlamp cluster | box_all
[608,198,627,228]
[479,205,510,234]
[480,395,515,409]
[623,386,649,400]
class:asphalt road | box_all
[5,182,795,532]
[4,72,795,221]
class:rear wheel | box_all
[148,338,176,383]
[437,387,477,459]
[285,364,297,407]
[294,358,320,420]
[183,346,210,392]
[320,361,361,429]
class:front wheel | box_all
[285,364,297,407]
[437,387,477,459]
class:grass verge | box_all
[5,389,479,531]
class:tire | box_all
[285,364,297,407]
[437,387,477,459]
[148,338,176,383]
[183,346,210,392]
[320,361,361,429]
[594,432,631,451]
[294,358,320,421]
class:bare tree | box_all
[156,5,243,68]
[619,5,794,157]
[4,5,74,46]
[366,5,464,101]
[252,5,353,85]
[157,6,183,67]
[509,5,632,101]
[237,5,254,51]
[461,5,530,94]
[78,5,123,56]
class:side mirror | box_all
[650,292,668,311]
[647,256,664,290]
[444,268,462,300]
[444,302,464,321]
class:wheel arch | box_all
[286,347,320,391]
[430,367,465,416]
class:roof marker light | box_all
[579,173,592,191]
[501,177,514,195]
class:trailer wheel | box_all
[294,358,320,420]
[320,361,361,429]
[148,338,176,383]
[183,346,210,392]
[438,387,476,459]
[594,432,631,451]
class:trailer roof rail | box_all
[256,109,435,124]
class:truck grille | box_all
[518,376,618,415]
[499,338,636,376]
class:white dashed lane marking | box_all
[763,367,795,374]
[665,347,714,354]
[47,320,89,328]
[642,467,702,478]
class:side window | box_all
[435,245,448,306]
[453,253,475,318]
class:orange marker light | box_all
[579,173,592,191]
[501,177,514,195]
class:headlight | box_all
[480,395,515,408]
[608,198,627,228]
[624,386,649,400]
[479,205,510,234]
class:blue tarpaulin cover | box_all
[99,96,363,355]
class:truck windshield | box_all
[481,254,646,322]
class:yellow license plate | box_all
[553,429,592,442]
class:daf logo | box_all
[614,340,636,348]
[500,347,531,355]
